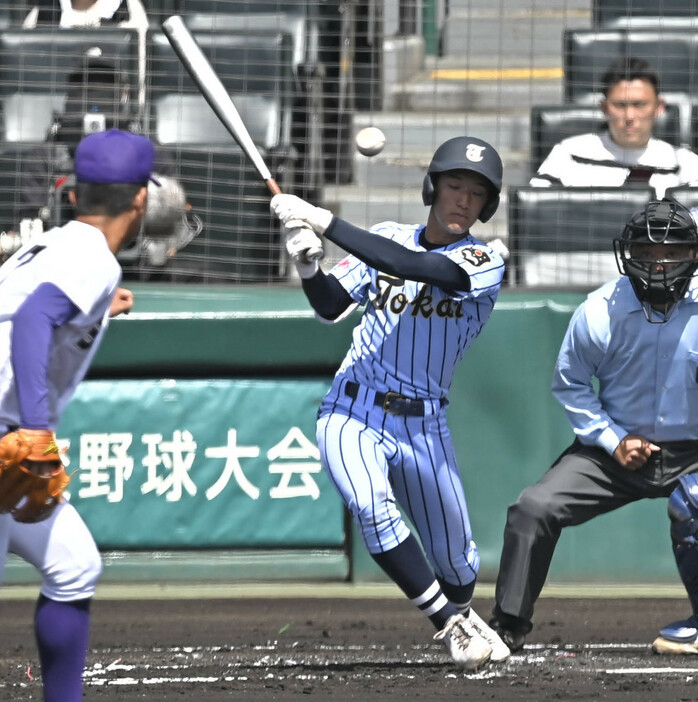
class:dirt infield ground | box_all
[2,592,698,701]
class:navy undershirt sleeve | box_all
[301,270,355,320]
[323,217,471,292]
[11,282,80,428]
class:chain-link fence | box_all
[0,2,696,286]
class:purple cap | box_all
[74,129,161,186]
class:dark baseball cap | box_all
[74,128,161,186]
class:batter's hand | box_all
[285,220,324,278]
[613,434,660,470]
[110,287,134,317]
[270,194,334,234]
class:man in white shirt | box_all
[531,57,698,198]
[23,0,150,113]
[23,0,147,30]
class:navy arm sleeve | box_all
[323,218,471,292]
[301,270,355,320]
[11,282,80,428]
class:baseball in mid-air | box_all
[355,127,386,157]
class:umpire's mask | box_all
[614,198,698,323]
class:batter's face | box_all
[601,79,664,149]
[426,170,490,245]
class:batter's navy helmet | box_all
[422,136,503,222]
[613,198,698,322]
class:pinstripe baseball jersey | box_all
[328,221,505,399]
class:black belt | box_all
[345,381,443,416]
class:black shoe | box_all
[488,615,527,653]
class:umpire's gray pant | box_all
[495,440,698,627]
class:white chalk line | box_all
[72,641,698,689]
[8,642,698,691]
[605,668,698,675]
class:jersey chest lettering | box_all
[372,274,463,319]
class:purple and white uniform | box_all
[0,220,120,600]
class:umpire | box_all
[490,198,698,655]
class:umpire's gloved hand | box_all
[285,220,324,278]
[271,194,334,234]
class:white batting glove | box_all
[270,194,334,234]
[285,220,324,278]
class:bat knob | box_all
[306,245,325,262]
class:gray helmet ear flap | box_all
[422,174,434,206]
[478,193,500,223]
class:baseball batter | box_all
[0,128,157,702]
[271,136,510,670]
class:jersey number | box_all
[16,244,47,266]
[77,324,101,350]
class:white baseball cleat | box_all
[467,608,512,662]
[433,613,492,670]
[652,636,698,655]
[652,616,698,654]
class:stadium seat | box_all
[665,186,698,211]
[142,0,179,27]
[0,4,42,27]
[172,1,311,17]
[563,28,698,144]
[0,142,43,232]
[0,28,139,142]
[148,29,298,282]
[153,93,281,148]
[183,10,320,77]
[148,29,294,150]
[508,186,654,287]
[530,102,683,174]
[564,29,698,103]
[156,144,293,283]
[593,0,698,27]
[172,0,357,186]
[179,11,325,199]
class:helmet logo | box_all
[465,144,485,162]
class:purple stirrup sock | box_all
[35,594,91,702]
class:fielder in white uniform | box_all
[531,57,698,198]
[0,128,157,702]
[270,136,511,670]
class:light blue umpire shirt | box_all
[552,274,698,456]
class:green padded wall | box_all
[77,286,679,583]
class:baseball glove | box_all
[0,429,69,523]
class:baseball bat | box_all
[161,15,323,262]
[161,15,281,195]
